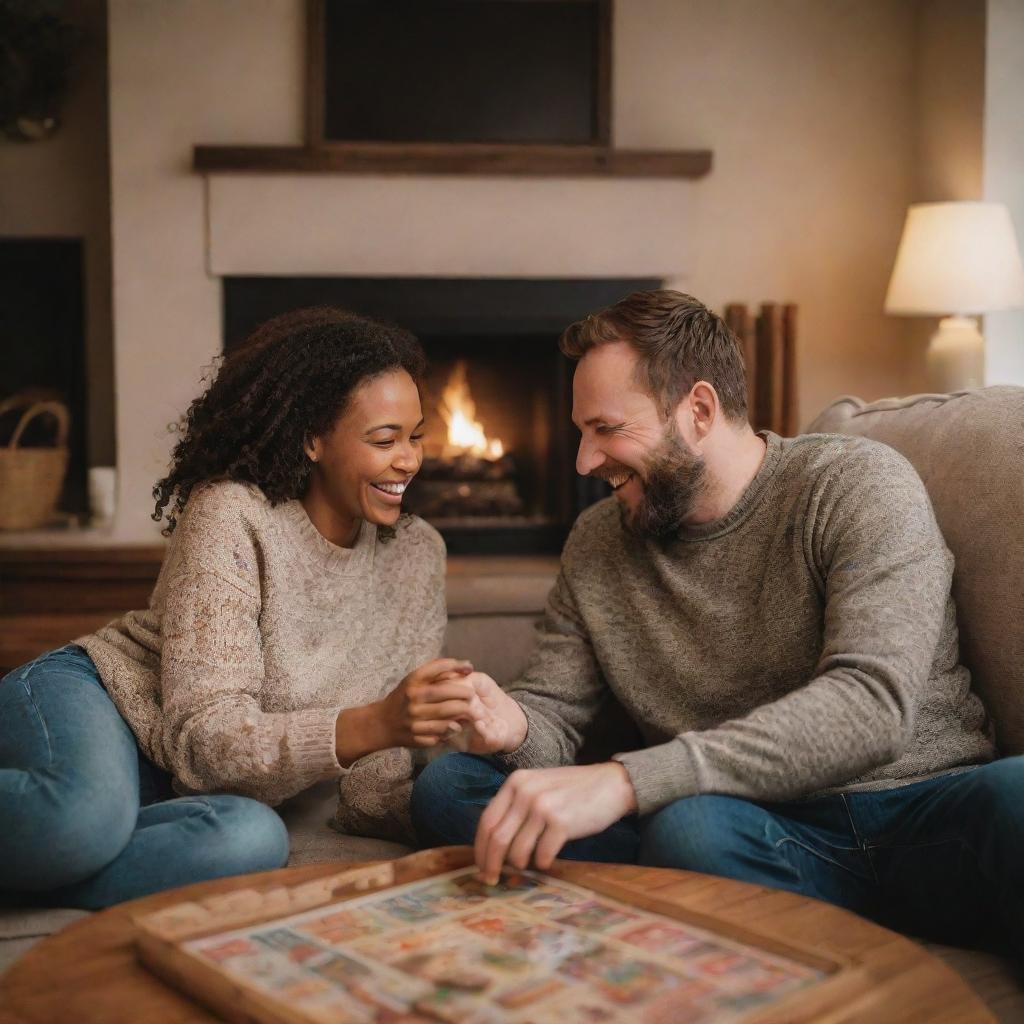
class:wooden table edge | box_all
[0,849,996,1024]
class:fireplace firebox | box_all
[224,277,659,554]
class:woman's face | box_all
[304,369,425,534]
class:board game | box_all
[134,849,850,1024]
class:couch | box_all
[3,388,1022,1019]
[806,386,1024,1018]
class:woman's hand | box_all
[335,658,474,765]
[378,658,477,748]
[461,672,529,755]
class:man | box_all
[412,290,1022,955]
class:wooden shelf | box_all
[0,545,166,671]
[193,143,712,179]
[0,545,165,615]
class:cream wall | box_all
[915,0,986,204]
[905,0,987,392]
[616,0,922,426]
[107,0,304,540]
[983,0,1024,385]
[107,0,926,540]
[0,0,114,465]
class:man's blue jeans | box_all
[412,752,1024,959]
[0,646,290,909]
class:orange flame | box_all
[439,361,504,460]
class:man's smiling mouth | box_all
[606,472,635,491]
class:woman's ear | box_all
[303,434,322,464]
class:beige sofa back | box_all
[808,387,1024,755]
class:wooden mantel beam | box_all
[193,144,712,179]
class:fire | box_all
[438,361,504,460]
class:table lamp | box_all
[884,201,1024,392]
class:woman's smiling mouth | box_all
[371,481,408,503]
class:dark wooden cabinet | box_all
[0,546,163,671]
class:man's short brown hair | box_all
[559,290,748,421]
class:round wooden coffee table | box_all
[0,852,994,1023]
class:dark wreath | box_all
[0,1,78,141]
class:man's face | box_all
[571,342,706,539]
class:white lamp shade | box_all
[884,201,1024,315]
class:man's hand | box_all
[460,672,529,755]
[474,763,638,884]
[335,658,473,765]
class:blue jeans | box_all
[0,646,290,909]
[412,752,1024,959]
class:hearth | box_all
[224,277,659,553]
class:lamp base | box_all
[926,316,985,393]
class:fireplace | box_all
[224,277,659,553]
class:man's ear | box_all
[675,382,719,443]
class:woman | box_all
[0,308,475,909]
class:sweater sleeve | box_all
[156,494,342,806]
[498,567,608,770]
[616,443,955,815]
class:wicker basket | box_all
[0,397,70,530]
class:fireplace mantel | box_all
[193,143,712,179]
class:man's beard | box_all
[620,427,707,540]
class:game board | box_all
[134,849,850,1024]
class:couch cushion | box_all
[807,387,1024,754]
[444,615,543,684]
[277,780,412,867]
[444,561,557,684]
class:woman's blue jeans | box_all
[412,752,1024,959]
[0,646,290,909]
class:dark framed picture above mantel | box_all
[193,1,710,178]
[305,0,612,147]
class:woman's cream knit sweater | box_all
[78,481,446,842]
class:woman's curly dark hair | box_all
[152,307,426,535]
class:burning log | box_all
[418,452,517,482]
[409,452,522,517]
[405,478,524,519]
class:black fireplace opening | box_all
[0,238,88,521]
[223,277,660,554]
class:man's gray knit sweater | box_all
[502,432,995,816]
